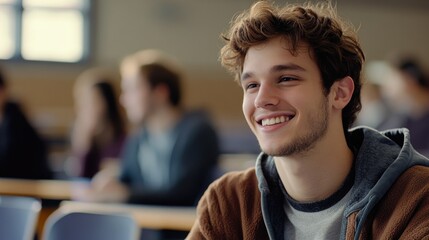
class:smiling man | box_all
[187,1,429,240]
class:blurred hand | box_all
[72,168,130,203]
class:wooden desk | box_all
[60,201,197,231]
[0,178,88,200]
[0,178,196,231]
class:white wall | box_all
[92,0,254,70]
[92,0,429,69]
[339,3,429,66]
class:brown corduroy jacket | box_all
[188,166,429,239]
[188,128,429,239]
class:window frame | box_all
[0,0,92,64]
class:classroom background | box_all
[1,0,429,176]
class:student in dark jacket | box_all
[0,67,52,179]
[73,49,220,206]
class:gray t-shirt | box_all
[283,190,352,240]
[276,158,355,240]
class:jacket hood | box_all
[346,127,429,237]
[347,127,414,212]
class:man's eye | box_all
[280,76,296,82]
[245,83,258,90]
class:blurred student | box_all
[383,57,429,156]
[355,61,395,130]
[74,49,220,206]
[0,66,52,179]
[68,68,126,178]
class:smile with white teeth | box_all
[261,116,290,126]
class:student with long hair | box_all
[69,68,126,178]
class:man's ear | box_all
[331,76,354,110]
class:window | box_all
[0,0,90,63]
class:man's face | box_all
[120,70,154,125]
[241,37,330,157]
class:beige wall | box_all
[2,0,429,137]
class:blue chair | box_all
[0,195,41,240]
[43,208,140,240]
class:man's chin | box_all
[260,145,282,156]
[260,143,297,157]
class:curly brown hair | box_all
[220,1,365,131]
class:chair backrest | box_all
[0,195,41,240]
[43,209,140,240]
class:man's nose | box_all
[254,84,279,108]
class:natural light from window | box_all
[23,0,83,8]
[22,10,84,62]
[0,8,15,59]
[0,0,88,62]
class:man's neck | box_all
[274,128,354,203]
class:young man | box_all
[188,1,429,239]
[74,49,220,206]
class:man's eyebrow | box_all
[241,63,306,82]
[241,72,252,82]
[271,64,306,73]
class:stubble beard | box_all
[263,97,329,157]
